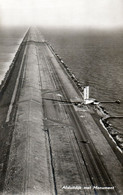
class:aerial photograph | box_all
[0,0,123,194]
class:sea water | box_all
[0,26,26,83]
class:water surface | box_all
[0,26,26,83]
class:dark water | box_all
[41,28,123,133]
[0,27,123,133]
[0,26,26,82]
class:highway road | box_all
[36,29,120,195]
[0,27,122,194]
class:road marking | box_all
[56,93,62,97]
[6,45,28,123]
[80,115,85,118]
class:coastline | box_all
[0,28,29,190]
[0,27,29,88]
[47,42,123,161]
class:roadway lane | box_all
[0,29,30,191]
[37,45,94,195]
[3,28,54,195]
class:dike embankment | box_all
[48,41,123,164]
[0,29,30,192]
[0,27,122,195]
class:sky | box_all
[0,0,123,29]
